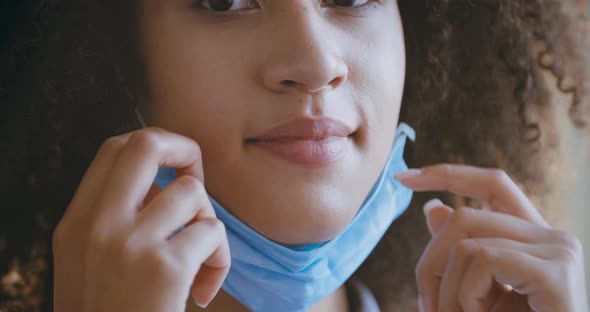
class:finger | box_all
[135,176,215,241]
[95,127,204,227]
[438,238,479,312]
[415,207,550,312]
[423,198,454,236]
[167,218,231,308]
[190,264,228,308]
[458,246,549,312]
[469,238,556,259]
[439,238,550,312]
[418,294,425,312]
[396,164,549,227]
[62,132,134,221]
[441,272,512,312]
[438,240,509,312]
[141,183,161,211]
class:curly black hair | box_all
[1,0,588,311]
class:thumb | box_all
[423,199,454,236]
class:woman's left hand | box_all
[395,164,589,312]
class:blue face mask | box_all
[150,121,415,312]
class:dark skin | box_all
[56,0,406,310]
[52,1,588,311]
[1,0,589,311]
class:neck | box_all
[187,284,350,312]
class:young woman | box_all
[1,0,589,311]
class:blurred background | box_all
[559,0,590,299]
[553,83,590,300]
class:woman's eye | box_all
[322,0,373,7]
[196,0,375,13]
[197,0,259,12]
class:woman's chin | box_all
[241,186,366,246]
[204,144,384,245]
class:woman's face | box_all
[138,0,406,245]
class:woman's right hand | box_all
[52,127,231,312]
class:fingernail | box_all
[418,294,425,312]
[423,198,444,218]
[394,169,422,181]
[195,302,209,309]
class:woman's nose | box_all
[261,8,349,95]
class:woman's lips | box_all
[247,117,355,167]
[248,136,351,167]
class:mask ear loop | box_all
[135,106,148,128]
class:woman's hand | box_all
[52,127,230,312]
[395,164,589,312]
